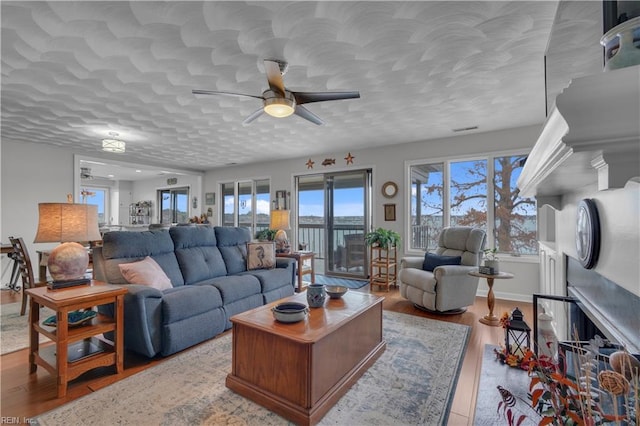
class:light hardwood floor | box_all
[0,286,532,424]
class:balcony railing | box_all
[256,223,363,261]
[298,224,364,260]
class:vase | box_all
[484,259,499,273]
[601,17,640,71]
[306,284,325,308]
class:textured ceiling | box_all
[1,1,559,172]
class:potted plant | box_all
[255,229,276,241]
[483,248,499,273]
[365,228,401,249]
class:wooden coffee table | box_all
[226,291,386,426]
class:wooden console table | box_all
[276,251,315,292]
[26,281,127,397]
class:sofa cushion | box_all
[215,227,251,274]
[242,268,292,293]
[161,285,223,324]
[247,242,276,270]
[119,256,173,290]
[101,230,184,286]
[422,253,461,272]
[206,274,261,304]
[170,226,227,283]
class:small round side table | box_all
[468,270,514,326]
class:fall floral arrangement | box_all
[495,320,639,425]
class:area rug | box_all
[35,311,470,425]
[474,345,534,425]
[1,302,53,355]
[313,274,369,289]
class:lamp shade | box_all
[269,209,291,231]
[34,203,101,282]
[34,203,102,243]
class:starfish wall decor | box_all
[344,152,355,164]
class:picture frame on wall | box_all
[275,190,287,210]
[384,204,396,221]
[205,192,215,205]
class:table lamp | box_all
[270,209,291,254]
[34,202,102,286]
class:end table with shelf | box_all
[276,251,315,292]
[26,281,127,398]
[369,245,397,291]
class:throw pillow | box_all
[422,253,462,272]
[247,242,276,270]
[118,256,172,290]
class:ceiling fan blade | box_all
[263,60,286,96]
[294,105,324,125]
[293,91,360,105]
[192,89,263,100]
[242,108,264,125]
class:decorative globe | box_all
[47,242,89,281]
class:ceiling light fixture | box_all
[263,92,295,118]
[102,132,126,153]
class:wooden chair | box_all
[9,237,47,316]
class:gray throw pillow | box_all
[422,253,462,272]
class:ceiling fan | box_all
[192,59,360,125]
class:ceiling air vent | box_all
[452,126,478,132]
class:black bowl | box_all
[272,302,309,323]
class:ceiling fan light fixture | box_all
[264,97,295,118]
[102,132,126,153]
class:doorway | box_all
[296,169,371,279]
[158,187,189,224]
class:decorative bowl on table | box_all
[271,302,309,323]
[325,285,348,299]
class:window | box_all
[81,186,108,225]
[158,187,189,224]
[493,155,537,255]
[409,153,536,255]
[221,179,270,236]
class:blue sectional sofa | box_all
[92,226,295,357]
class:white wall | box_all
[1,140,75,264]
[556,180,640,296]
[203,124,544,301]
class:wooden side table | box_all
[26,281,127,398]
[276,251,315,292]
[468,270,514,326]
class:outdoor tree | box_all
[415,156,536,254]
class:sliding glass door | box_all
[158,187,189,224]
[221,179,270,236]
[297,169,371,279]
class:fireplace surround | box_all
[534,256,640,357]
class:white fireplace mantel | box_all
[518,65,640,209]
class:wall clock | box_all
[576,198,600,269]
[382,181,398,198]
